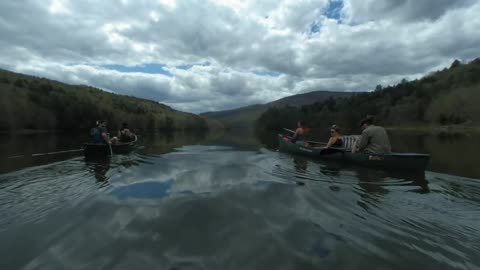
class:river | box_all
[0,130,479,270]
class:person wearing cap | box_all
[353,116,391,155]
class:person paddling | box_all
[291,121,310,145]
[101,121,118,145]
[353,116,391,155]
[91,120,118,145]
[118,123,134,142]
[90,120,104,144]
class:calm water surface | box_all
[0,130,479,270]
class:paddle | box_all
[7,148,83,159]
[281,133,351,154]
[282,128,327,146]
[107,134,113,156]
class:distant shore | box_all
[2,125,479,136]
[385,125,480,134]
[0,129,59,135]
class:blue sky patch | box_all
[324,0,344,21]
[310,21,321,33]
[102,63,173,76]
[109,180,174,200]
[310,1,344,35]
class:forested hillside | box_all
[202,91,352,128]
[256,59,480,131]
[0,69,217,132]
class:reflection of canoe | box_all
[278,134,430,171]
[83,135,137,157]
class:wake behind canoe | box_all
[278,134,430,171]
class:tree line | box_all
[0,69,216,133]
[256,58,480,132]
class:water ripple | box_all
[0,146,479,269]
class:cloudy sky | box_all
[1,0,479,113]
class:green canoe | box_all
[83,135,137,157]
[278,134,430,171]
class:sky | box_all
[0,0,479,113]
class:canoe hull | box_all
[83,135,137,157]
[278,134,430,171]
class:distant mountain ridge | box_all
[201,91,353,128]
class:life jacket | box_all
[332,137,343,147]
[91,127,104,144]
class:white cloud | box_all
[48,0,71,15]
[0,0,479,113]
